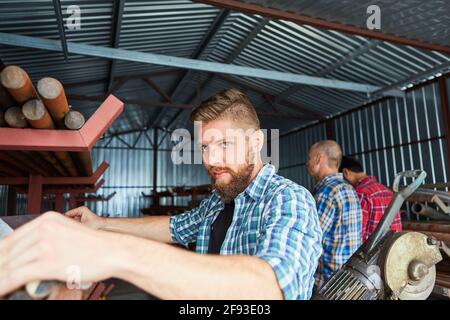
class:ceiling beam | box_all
[52,0,69,61]
[369,60,450,99]
[275,40,384,102]
[107,0,125,92]
[142,78,172,102]
[194,0,450,54]
[0,32,394,94]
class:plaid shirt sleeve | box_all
[169,197,210,246]
[358,192,371,242]
[255,186,323,300]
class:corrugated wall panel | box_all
[279,80,449,195]
[278,123,327,190]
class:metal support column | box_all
[152,128,159,206]
[54,193,64,212]
[28,174,43,214]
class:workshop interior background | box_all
[0,1,448,220]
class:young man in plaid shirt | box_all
[307,141,362,288]
[339,156,402,243]
[0,89,323,300]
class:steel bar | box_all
[4,107,27,128]
[0,32,394,94]
[0,65,38,104]
[403,221,450,234]
[52,0,69,61]
[37,77,70,128]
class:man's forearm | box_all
[100,216,173,243]
[111,234,283,300]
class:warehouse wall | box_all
[1,78,448,218]
[278,79,450,220]
[279,79,449,191]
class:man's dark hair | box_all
[339,156,364,173]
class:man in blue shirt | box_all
[307,140,362,288]
[0,89,322,300]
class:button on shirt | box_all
[170,164,323,300]
[355,176,402,242]
[313,173,362,284]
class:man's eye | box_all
[222,141,231,148]
[201,145,208,152]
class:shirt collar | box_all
[357,175,376,187]
[314,172,343,191]
[244,164,275,202]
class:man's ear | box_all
[342,168,350,180]
[250,129,264,153]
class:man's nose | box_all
[205,146,224,167]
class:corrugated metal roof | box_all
[230,0,450,46]
[0,0,448,136]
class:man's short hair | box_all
[312,140,342,169]
[190,88,260,129]
[339,156,364,173]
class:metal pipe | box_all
[22,99,56,129]
[64,110,85,130]
[4,107,27,128]
[402,221,450,234]
[0,65,37,103]
[411,203,450,221]
[37,77,69,128]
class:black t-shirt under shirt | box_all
[208,201,235,254]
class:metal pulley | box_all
[383,232,442,300]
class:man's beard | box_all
[207,164,255,203]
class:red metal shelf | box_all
[0,95,124,214]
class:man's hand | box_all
[0,211,125,297]
[65,206,106,230]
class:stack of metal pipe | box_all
[0,65,92,177]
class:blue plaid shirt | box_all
[170,164,323,300]
[313,173,362,285]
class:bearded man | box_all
[0,89,322,300]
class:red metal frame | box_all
[0,162,109,186]
[0,95,124,214]
[0,95,123,152]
